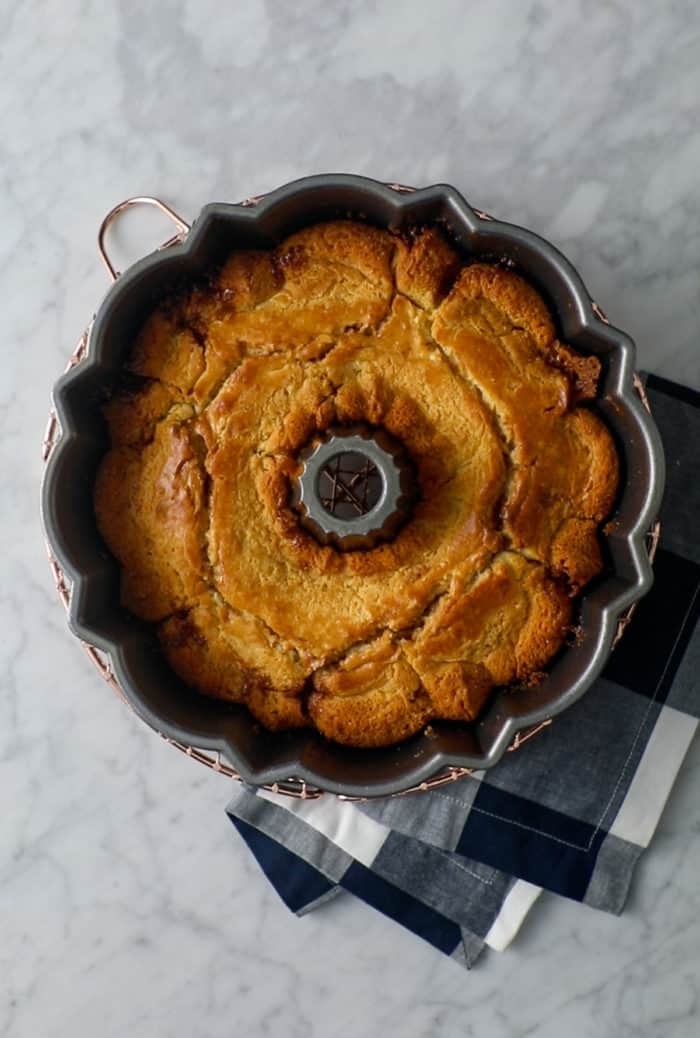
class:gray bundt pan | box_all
[41,175,665,797]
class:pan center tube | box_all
[292,425,415,551]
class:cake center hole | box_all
[318,451,383,519]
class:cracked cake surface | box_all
[94,220,619,747]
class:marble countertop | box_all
[3,2,699,1035]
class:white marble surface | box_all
[2,1,700,1035]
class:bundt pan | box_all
[41,175,665,797]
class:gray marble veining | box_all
[2,1,699,1035]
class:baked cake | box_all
[94,220,619,747]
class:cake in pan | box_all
[94,220,618,747]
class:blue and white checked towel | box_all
[227,374,700,969]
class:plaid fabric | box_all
[227,374,700,969]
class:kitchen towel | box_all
[227,373,700,968]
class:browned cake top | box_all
[94,220,619,747]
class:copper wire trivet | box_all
[42,195,661,800]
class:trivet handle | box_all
[97,196,191,280]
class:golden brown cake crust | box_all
[94,220,619,747]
